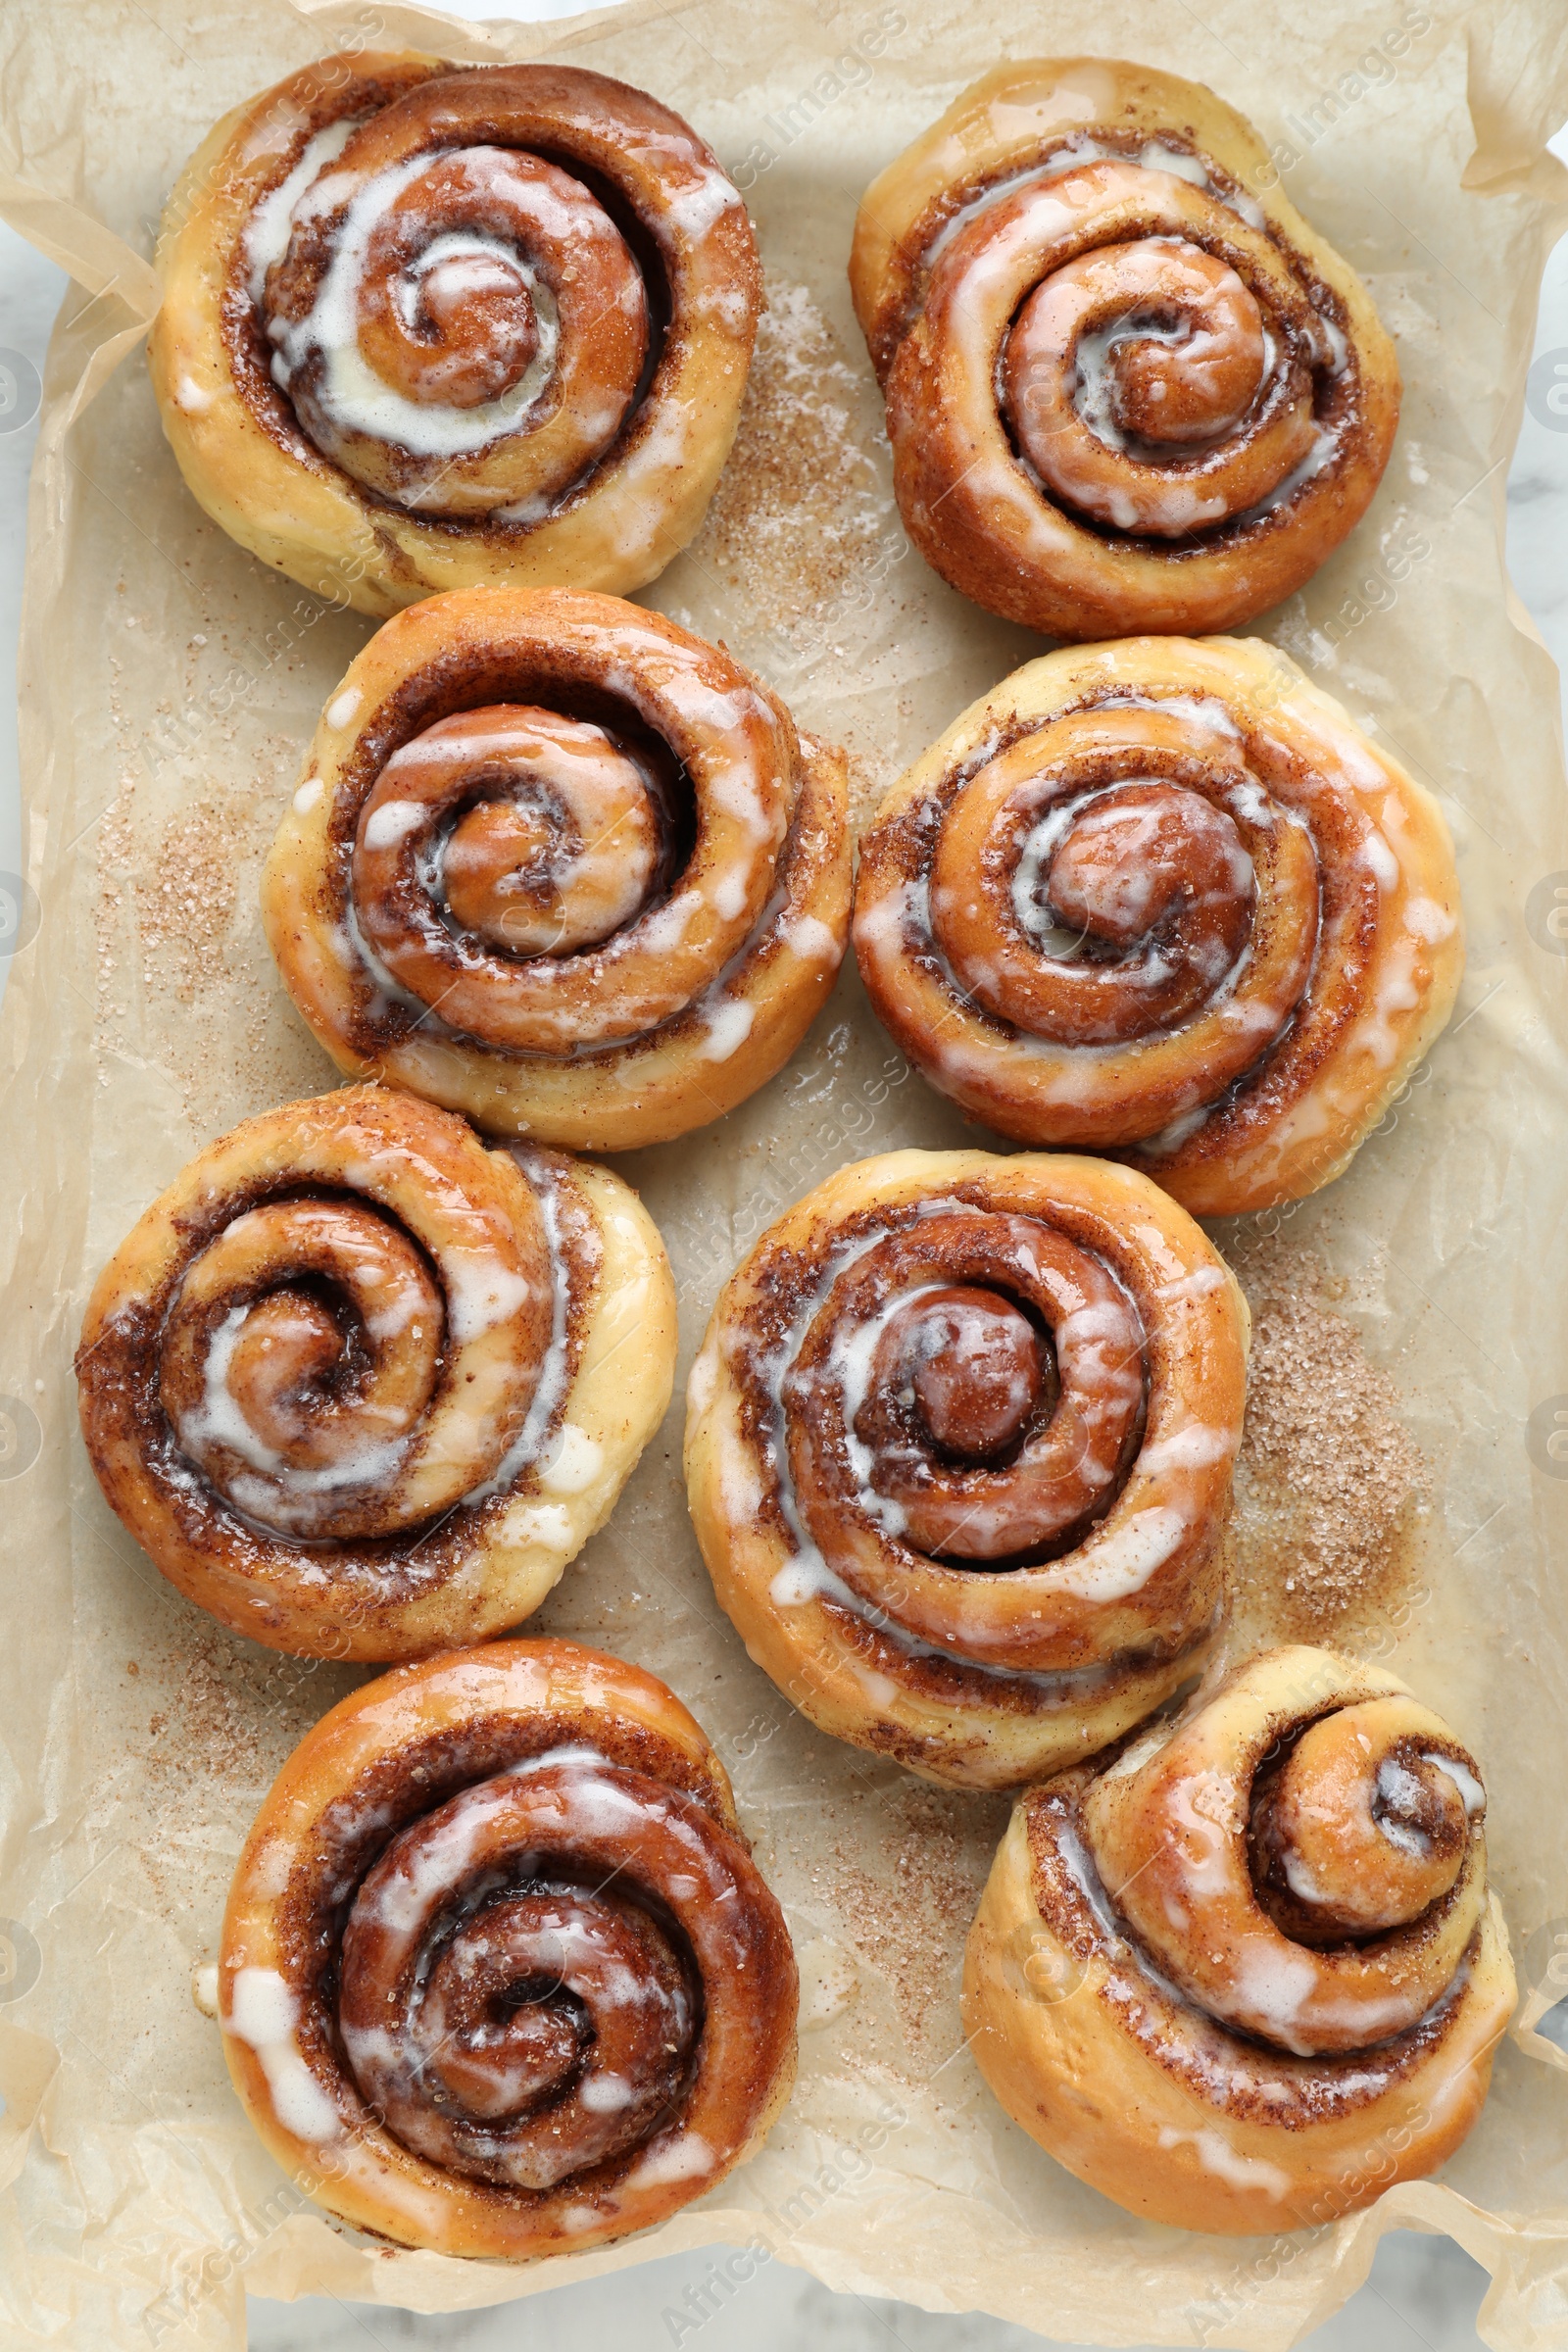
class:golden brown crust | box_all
[74,1087,675,1657]
[149,57,760,615]
[853,637,1463,1217]
[684,1149,1249,1791]
[849,60,1400,640]
[263,586,850,1151]
[220,1641,799,2259]
[961,1647,1516,2232]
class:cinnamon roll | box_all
[853,636,1462,1217]
[684,1150,1249,1790]
[149,55,760,615]
[263,587,850,1151]
[850,60,1400,639]
[74,1087,674,1657]
[220,1640,798,2257]
[963,1646,1515,2233]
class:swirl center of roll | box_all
[1250,1699,1480,1942]
[989,203,1321,538]
[148,1102,553,1543]
[416,1889,689,2136]
[1028,781,1252,959]
[438,733,662,960]
[160,1199,458,1533]
[338,1761,704,2191]
[874,1286,1044,1463]
[263,138,650,516]
[787,1210,1145,1567]
[927,711,1318,1062]
[338,630,801,1058]
[1082,1675,1490,2054]
[356,702,669,992]
[366,233,543,410]
[1012,240,1268,459]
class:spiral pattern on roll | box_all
[961,1647,1517,2232]
[150,56,760,613]
[74,1087,677,1657]
[853,637,1463,1217]
[685,1150,1250,1790]
[220,1642,798,2258]
[1080,1653,1490,2055]
[849,59,1400,639]
[263,587,851,1151]
[257,121,651,522]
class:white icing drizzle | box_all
[1424,1751,1486,1818]
[698,996,755,1062]
[1376,1750,1485,1853]
[623,2132,714,2188]
[225,1966,342,2142]
[463,1155,576,1509]
[361,798,427,851]
[926,135,1266,270]
[1242,423,1341,519]
[243,117,362,304]
[1154,2123,1292,2199]
[662,164,744,239]
[538,1423,604,1495]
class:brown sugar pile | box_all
[684,273,889,649]
[1230,1243,1424,1646]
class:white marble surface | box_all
[1,82,1565,2352]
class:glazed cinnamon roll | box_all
[262,583,846,1143]
[963,1646,1515,2233]
[685,1150,1249,1790]
[264,587,849,1150]
[149,55,760,615]
[850,61,1400,639]
[74,1087,674,1657]
[853,637,1462,1217]
[220,1640,798,2257]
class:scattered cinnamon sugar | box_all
[844,747,897,835]
[124,1627,362,1913]
[92,773,140,1071]
[682,274,890,650]
[134,798,243,1002]
[1229,1243,1424,1646]
[92,737,321,1125]
[809,1783,1005,2066]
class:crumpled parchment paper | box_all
[2,1,1568,2344]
